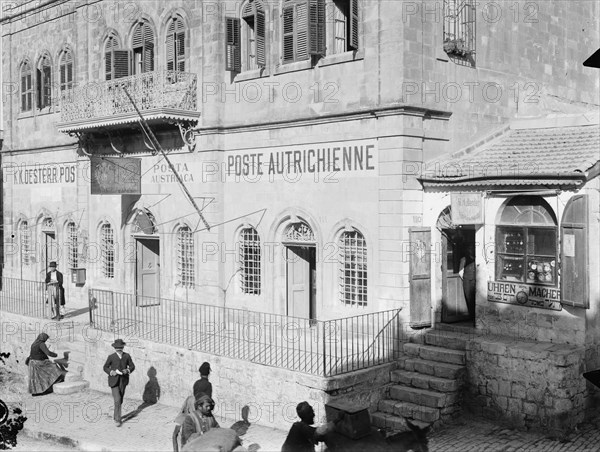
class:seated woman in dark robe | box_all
[27,333,65,395]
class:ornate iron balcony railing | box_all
[59,70,198,127]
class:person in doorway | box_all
[181,395,220,447]
[27,333,66,395]
[193,362,213,400]
[459,243,476,321]
[45,261,65,320]
[281,401,335,452]
[103,339,135,427]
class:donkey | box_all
[324,418,430,452]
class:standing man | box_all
[193,362,213,400]
[103,339,135,427]
[45,261,64,320]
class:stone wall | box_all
[465,336,586,433]
[0,311,394,430]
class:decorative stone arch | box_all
[101,28,122,49]
[127,207,159,237]
[126,13,158,46]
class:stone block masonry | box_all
[465,337,586,433]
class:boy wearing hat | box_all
[193,362,213,400]
[45,261,65,320]
[103,339,135,426]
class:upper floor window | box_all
[132,20,155,74]
[20,62,33,112]
[105,35,130,80]
[443,0,475,58]
[176,225,194,288]
[166,16,186,72]
[339,229,367,306]
[37,54,52,109]
[328,0,359,54]
[100,223,115,278]
[59,49,74,93]
[282,0,325,64]
[226,1,266,72]
[239,227,261,295]
[66,221,78,269]
[19,221,31,266]
[495,196,557,286]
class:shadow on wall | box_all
[121,366,161,424]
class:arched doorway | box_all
[282,221,316,320]
[130,208,160,306]
[437,207,475,324]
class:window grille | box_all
[21,62,33,112]
[284,222,315,243]
[100,223,115,278]
[240,228,261,295]
[19,221,31,266]
[443,0,475,57]
[177,226,194,288]
[67,222,78,268]
[339,230,367,306]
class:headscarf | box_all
[195,395,215,411]
[174,395,196,425]
[31,333,49,348]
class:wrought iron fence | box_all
[0,277,50,319]
[60,70,198,123]
[88,289,403,377]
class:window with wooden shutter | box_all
[308,0,325,56]
[21,62,32,112]
[167,17,186,72]
[226,17,241,72]
[113,50,131,79]
[37,55,52,109]
[560,195,589,308]
[282,0,324,64]
[59,50,74,92]
[105,36,119,80]
[132,21,155,74]
[330,0,359,54]
[240,0,266,71]
[349,0,359,50]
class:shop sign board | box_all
[451,192,483,224]
[91,157,141,195]
[487,281,562,311]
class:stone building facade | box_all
[1,0,599,432]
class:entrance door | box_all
[441,229,474,323]
[136,238,160,307]
[44,233,58,270]
[286,246,316,320]
[409,228,432,328]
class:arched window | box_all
[339,229,367,305]
[105,35,129,80]
[100,223,115,278]
[66,222,78,269]
[240,227,261,295]
[132,20,155,74]
[496,196,557,285]
[166,16,186,72]
[21,62,33,112]
[177,225,194,288]
[59,49,74,93]
[37,54,52,109]
[19,221,31,266]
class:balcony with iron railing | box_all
[57,70,200,134]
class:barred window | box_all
[19,221,31,266]
[177,226,194,288]
[100,223,115,278]
[67,222,78,268]
[339,230,367,305]
[443,0,476,58]
[240,228,261,295]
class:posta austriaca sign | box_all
[90,157,141,195]
[487,281,562,311]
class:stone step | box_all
[378,399,440,423]
[389,385,457,408]
[64,371,83,383]
[371,412,430,432]
[391,370,461,392]
[53,380,90,395]
[401,358,466,380]
[424,330,469,351]
[434,322,476,334]
[403,343,466,365]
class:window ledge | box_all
[17,110,34,120]
[234,68,269,82]
[274,59,313,75]
[319,49,364,67]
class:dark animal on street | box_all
[324,419,430,452]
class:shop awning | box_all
[420,114,600,190]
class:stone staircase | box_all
[371,326,470,431]
[52,326,91,395]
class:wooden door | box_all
[409,228,431,328]
[45,233,58,269]
[441,230,471,323]
[136,238,160,307]
[286,246,314,319]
